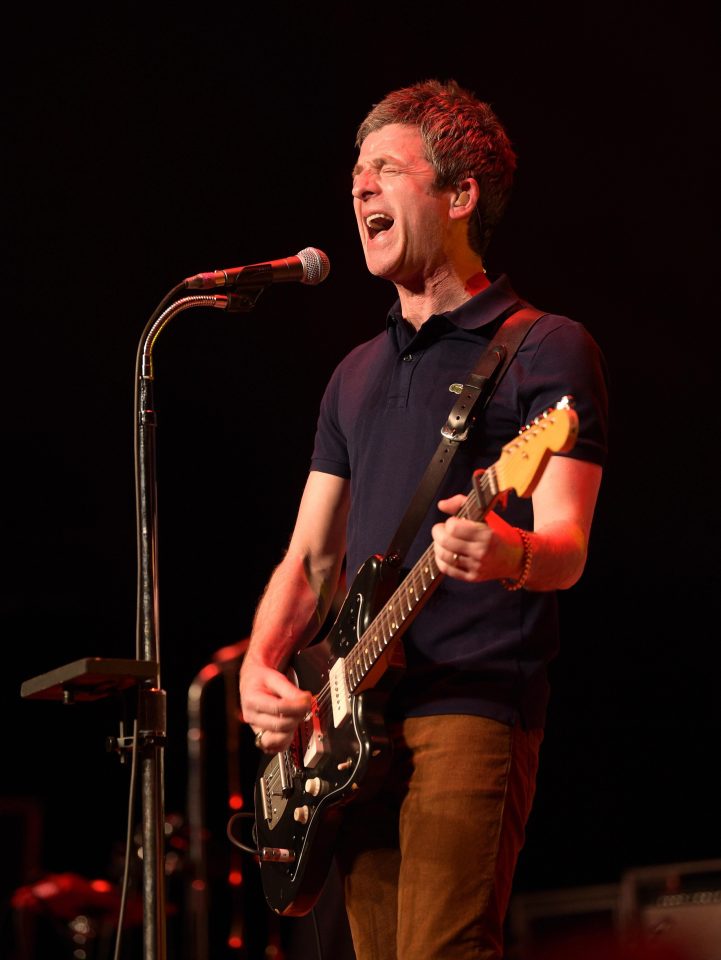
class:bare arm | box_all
[239,470,350,752]
[432,457,603,590]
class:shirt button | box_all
[402,353,413,361]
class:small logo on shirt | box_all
[449,383,463,394]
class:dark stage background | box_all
[4,4,720,958]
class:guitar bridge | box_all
[259,751,293,828]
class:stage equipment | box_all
[21,252,330,960]
[184,246,330,290]
[619,858,721,960]
[507,881,621,954]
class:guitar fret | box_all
[406,583,414,611]
[348,483,502,695]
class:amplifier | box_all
[507,882,620,956]
[619,858,721,960]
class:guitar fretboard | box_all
[343,464,500,693]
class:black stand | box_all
[21,288,258,960]
[186,640,249,960]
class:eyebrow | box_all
[351,156,395,179]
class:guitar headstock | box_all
[494,396,579,499]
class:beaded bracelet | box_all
[500,527,534,592]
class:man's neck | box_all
[396,267,490,331]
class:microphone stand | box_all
[134,288,261,960]
[20,283,266,960]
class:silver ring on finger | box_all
[254,729,265,749]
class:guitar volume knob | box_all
[293,805,310,824]
[304,777,325,797]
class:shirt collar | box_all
[385,274,522,338]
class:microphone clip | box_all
[224,289,266,313]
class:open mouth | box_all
[366,213,394,239]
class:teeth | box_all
[366,213,394,230]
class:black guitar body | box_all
[254,555,403,916]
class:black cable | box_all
[226,813,328,960]
[113,719,140,960]
[310,905,324,960]
[225,812,260,857]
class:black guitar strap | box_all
[382,305,546,569]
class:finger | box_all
[250,722,298,760]
[433,525,477,560]
[261,668,311,702]
[254,704,306,748]
[253,726,296,755]
[433,540,483,583]
[437,494,467,516]
[247,694,309,728]
[434,542,458,572]
[241,668,311,720]
[445,515,489,544]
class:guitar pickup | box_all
[329,657,352,728]
[301,697,327,769]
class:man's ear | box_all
[449,178,479,219]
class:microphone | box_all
[184,247,330,290]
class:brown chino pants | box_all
[335,713,543,960]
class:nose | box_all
[352,168,378,201]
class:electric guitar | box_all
[253,397,579,915]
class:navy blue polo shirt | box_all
[311,274,608,728]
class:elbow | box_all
[532,522,589,592]
[557,533,590,590]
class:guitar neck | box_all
[343,464,501,693]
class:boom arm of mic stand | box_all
[134,291,247,960]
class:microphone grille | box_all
[297,247,331,285]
